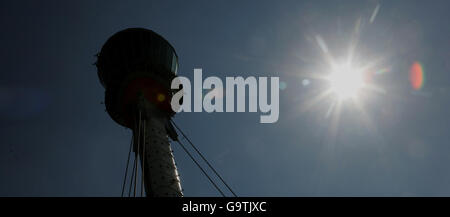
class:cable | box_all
[121,134,133,197]
[134,110,142,197]
[127,113,139,197]
[170,119,238,197]
[128,155,136,197]
[175,140,226,197]
[141,119,146,197]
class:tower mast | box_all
[135,95,182,196]
[96,28,182,197]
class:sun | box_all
[327,63,365,100]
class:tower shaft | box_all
[134,98,182,197]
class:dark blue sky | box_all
[1,0,450,196]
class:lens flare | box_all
[409,62,424,90]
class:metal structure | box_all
[96,28,182,197]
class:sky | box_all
[1,0,450,196]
